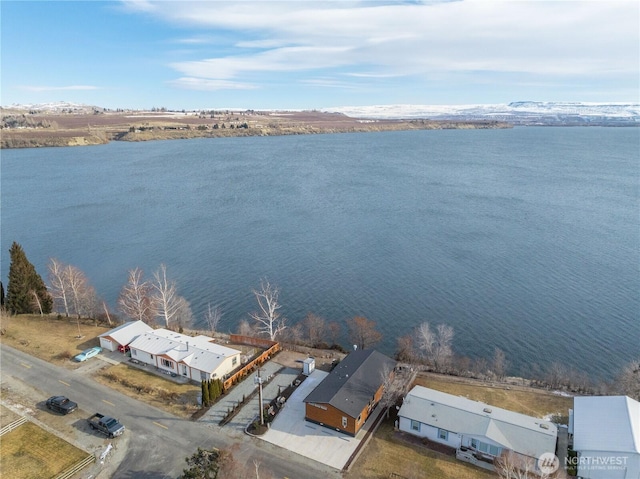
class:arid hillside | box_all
[1,108,511,149]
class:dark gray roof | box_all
[303,349,396,418]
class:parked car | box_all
[74,346,102,362]
[118,344,130,353]
[46,395,78,415]
[87,412,125,438]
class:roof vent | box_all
[483,408,492,414]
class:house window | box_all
[438,429,448,441]
[161,358,173,368]
[489,445,501,457]
[232,356,238,367]
[411,420,420,432]
[357,414,362,424]
[132,349,137,356]
[181,364,188,376]
[342,417,348,428]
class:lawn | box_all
[0,421,90,479]
[347,419,495,479]
[0,313,109,366]
[415,374,573,418]
[95,363,200,418]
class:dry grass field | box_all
[0,314,108,367]
[0,421,89,479]
[95,363,200,418]
[415,374,573,419]
[347,419,496,479]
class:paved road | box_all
[1,344,341,479]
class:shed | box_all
[303,357,315,376]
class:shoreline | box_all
[1,117,512,149]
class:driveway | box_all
[259,369,376,470]
[1,344,341,479]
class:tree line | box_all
[3,241,638,401]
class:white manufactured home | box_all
[573,395,640,479]
[397,386,557,464]
[99,320,153,352]
[128,329,242,383]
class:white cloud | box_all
[19,85,100,92]
[125,0,640,91]
[168,77,259,91]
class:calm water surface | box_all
[2,127,638,378]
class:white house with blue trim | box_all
[397,385,557,464]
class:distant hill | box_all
[324,101,640,126]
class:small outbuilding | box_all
[99,320,153,352]
[302,357,315,376]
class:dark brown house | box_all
[303,349,396,436]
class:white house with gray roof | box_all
[128,329,242,383]
[397,385,557,463]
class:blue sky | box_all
[1,0,638,110]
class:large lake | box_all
[2,127,638,378]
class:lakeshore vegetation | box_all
[3,241,639,402]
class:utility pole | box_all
[255,368,264,425]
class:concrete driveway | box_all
[260,369,365,470]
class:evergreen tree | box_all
[202,380,210,407]
[209,378,216,402]
[7,242,52,314]
[217,379,224,396]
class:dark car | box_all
[46,396,78,415]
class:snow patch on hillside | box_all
[323,102,640,124]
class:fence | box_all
[0,416,27,436]
[55,454,95,479]
[223,337,282,391]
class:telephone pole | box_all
[255,368,264,425]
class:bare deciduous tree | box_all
[50,262,99,320]
[280,322,303,349]
[152,264,181,328]
[492,347,508,381]
[302,312,328,346]
[378,362,404,418]
[617,359,640,401]
[416,322,454,372]
[495,449,568,479]
[327,321,341,346]
[118,267,155,324]
[204,302,222,334]
[347,316,382,350]
[48,258,70,317]
[174,296,194,331]
[249,279,286,340]
[237,319,254,336]
[396,334,416,363]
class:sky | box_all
[1,0,639,110]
